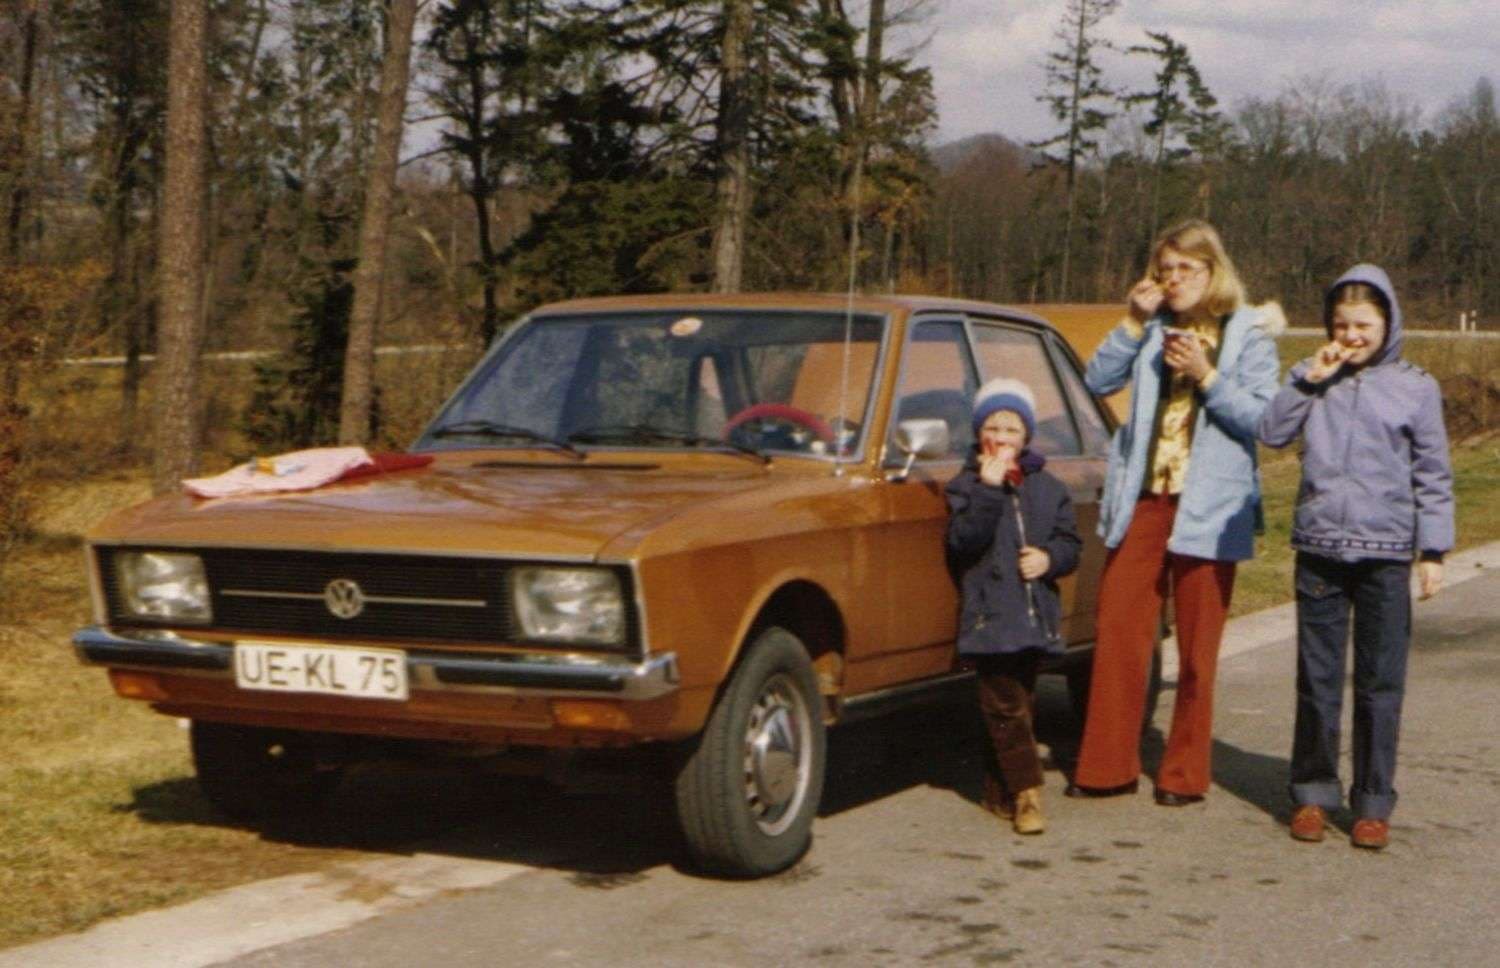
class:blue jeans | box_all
[1290,552,1411,820]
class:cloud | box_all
[919,0,1498,144]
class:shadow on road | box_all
[1211,739,1291,821]
[114,677,1089,882]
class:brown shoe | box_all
[1013,787,1045,835]
[1351,818,1390,850]
[1289,804,1327,842]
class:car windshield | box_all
[418,309,887,459]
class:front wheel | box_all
[674,627,826,876]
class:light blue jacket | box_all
[1258,264,1454,561]
[1086,304,1282,561]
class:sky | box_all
[917,0,1500,146]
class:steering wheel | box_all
[724,403,835,444]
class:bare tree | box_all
[151,0,208,493]
[340,0,420,445]
[4,0,43,261]
[710,0,752,292]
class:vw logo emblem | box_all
[324,578,366,619]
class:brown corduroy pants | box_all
[1073,494,1236,796]
[975,651,1045,800]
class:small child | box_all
[1259,264,1454,849]
[945,378,1082,834]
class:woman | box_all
[1258,265,1453,849]
[946,379,1081,834]
[1069,219,1281,805]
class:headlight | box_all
[511,567,625,646]
[114,552,212,624]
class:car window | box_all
[420,310,886,459]
[890,318,978,460]
[968,322,1082,457]
[1047,334,1112,455]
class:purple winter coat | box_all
[1258,264,1455,561]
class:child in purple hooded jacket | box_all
[1258,264,1454,850]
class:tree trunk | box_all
[151,0,208,494]
[340,0,418,445]
[710,0,752,293]
[5,0,41,261]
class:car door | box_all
[848,315,978,694]
[967,317,1110,647]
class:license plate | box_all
[234,642,409,701]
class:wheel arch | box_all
[735,579,847,722]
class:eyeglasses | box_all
[1156,261,1209,283]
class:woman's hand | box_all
[1418,560,1444,600]
[1018,546,1051,581]
[1128,276,1165,323]
[1164,329,1214,383]
[1302,341,1356,384]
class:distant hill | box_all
[928,133,1043,174]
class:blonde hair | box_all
[1151,219,1245,319]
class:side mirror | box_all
[889,418,951,482]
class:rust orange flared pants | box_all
[1073,494,1236,797]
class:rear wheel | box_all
[674,627,826,876]
[190,721,347,821]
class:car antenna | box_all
[834,158,863,477]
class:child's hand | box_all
[1418,560,1444,600]
[979,443,1016,487]
[1304,341,1355,383]
[1018,546,1050,581]
[1128,276,1165,323]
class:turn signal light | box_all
[549,700,630,731]
[108,669,169,701]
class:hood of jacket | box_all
[1325,263,1404,367]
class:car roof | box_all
[527,291,1052,329]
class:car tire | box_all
[190,721,346,821]
[1065,640,1164,737]
[674,627,826,877]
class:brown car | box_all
[75,293,1147,876]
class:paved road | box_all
[10,557,1500,967]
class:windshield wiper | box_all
[430,419,584,459]
[567,424,770,464]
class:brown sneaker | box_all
[1013,787,1045,835]
[1289,804,1327,842]
[1351,818,1390,850]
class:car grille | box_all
[96,547,637,654]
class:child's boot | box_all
[1013,786,1045,835]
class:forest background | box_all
[1,2,1499,943]
[0,0,1497,582]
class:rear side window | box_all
[1047,335,1112,455]
[968,322,1082,457]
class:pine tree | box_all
[1032,0,1118,298]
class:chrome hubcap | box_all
[743,673,812,836]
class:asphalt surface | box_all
[8,547,1500,968]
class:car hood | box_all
[88,453,790,561]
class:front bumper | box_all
[72,625,680,701]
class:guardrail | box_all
[61,344,457,367]
[1284,327,1498,341]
